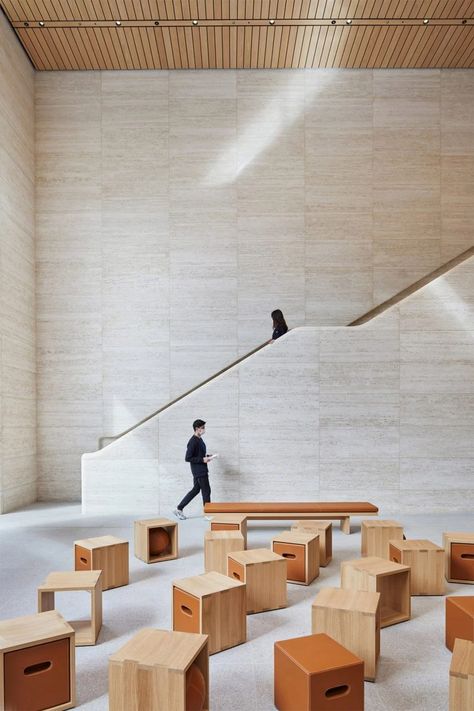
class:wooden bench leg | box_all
[341,517,350,535]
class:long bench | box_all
[204,502,379,534]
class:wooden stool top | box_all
[227,548,283,566]
[38,571,102,592]
[74,535,127,549]
[390,539,442,552]
[0,610,73,651]
[272,530,319,545]
[344,556,410,576]
[173,571,244,598]
[313,587,380,614]
[109,628,207,670]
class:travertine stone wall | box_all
[0,13,36,513]
[36,69,474,501]
[82,258,474,515]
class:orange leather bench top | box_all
[204,502,378,514]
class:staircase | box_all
[83,247,474,515]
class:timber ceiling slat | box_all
[442,25,470,65]
[103,26,127,69]
[364,23,388,65]
[436,25,465,65]
[454,28,474,65]
[221,25,230,67]
[459,35,474,65]
[338,24,358,65]
[319,23,335,65]
[257,24,267,65]
[399,26,425,66]
[250,24,259,66]
[450,26,474,65]
[409,23,435,65]
[16,28,46,68]
[76,27,100,67]
[329,24,349,66]
[291,24,305,65]
[306,25,320,66]
[350,24,370,66]
[298,24,312,65]
[413,25,441,66]
[286,23,299,64]
[429,24,456,65]
[390,24,414,65]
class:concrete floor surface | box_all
[0,503,472,710]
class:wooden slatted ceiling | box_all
[2,1,474,69]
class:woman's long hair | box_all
[271,309,288,331]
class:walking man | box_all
[173,419,213,520]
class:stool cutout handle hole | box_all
[24,661,52,676]
[232,572,241,580]
[80,557,88,565]
[460,553,474,559]
[325,684,350,699]
[181,605,193,616]
[282,553,296,559]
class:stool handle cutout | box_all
[80,557,88,565]
[24,661,52,676]
[282,553,296,559]
[232,572,241,580]
[181,605,193,616]
[325,684,349,699]
[460,553,474,559]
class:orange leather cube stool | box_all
[109,628,208,711]
[74,535,129,590]
[274,632,364,711]
[0,610,75,711]
[272,530,319,585]
[172,571,246,654]
[446,596,474,652]
[444,533,474,584]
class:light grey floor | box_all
[0,504,472,710]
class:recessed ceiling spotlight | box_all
[346,19,352,24]
[115,20,121,26]
[192,19,198,25]
[23,21,29,26]
[154,20,159,25]
[331,19,336,25]
[38,21,45,27]
[423,18,429,24]
[462,19,467,24]
[269,19,275,25]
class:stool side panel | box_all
[274,643,310,711]
[202,586,246,654]
[312,605,379,681]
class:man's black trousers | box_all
[178,475,211,510]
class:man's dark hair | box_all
[193,419,206,431]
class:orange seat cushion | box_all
[204,502,378,514]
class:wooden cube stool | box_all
[341,556,411,628]
[204,530,245,575]
[172,571,246,654]
[38,570,102,646]
[134,518,178,564]
[74,535,129,590]
[312,587,380,681]
[109,628,208,711]
[361,519,404,559]
[227,548,287,614]
[292,520,332,566]
[0,610,75,711]
[444,532,474,584]
[446,596,474,652]
[449,638,474,711]
[274,632,364,711]
[210,514,248,548]
[272,530,319,585]
[389,539,444,595]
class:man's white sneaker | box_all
[173,508,187,520]
[204,515,213,521]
